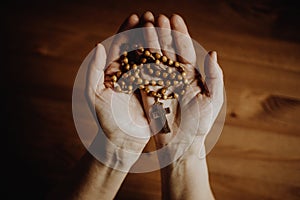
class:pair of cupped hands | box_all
[86,12,223,163]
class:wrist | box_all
[88,130,148,172]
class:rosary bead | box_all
[162,72,168,78]
[161,56,168,63]
[168,59,173,66]
[115,85,122,92]
[123,73,129,78]
[116,71,122,77]
[120,81,126,86]
[182,72,187,77]
[170,73,176,79]
[148,68,154,75]
[111,75,117,82]
[136,78,143,84]
[158,80,164,86]
[167,67,173,74]
[128,85,133,91]
[173,80,179,85]
[174,61,180,67]
[125,64,130,70]
[177,75,183,80]
[141,58,147,63]
[145,87,150,93]
[144,50,151,57]
[129,76,135,83]
[183,78,189,84]
[144,80,149,85]
[165,80,171,86]
[161,88,167,94]
[155,53,161,59]
[155,70,161,77]
[151,80,156,86]
[150,91,157,97]
[163,95,168,100]
[123,57,129,64]
[181,90,185,95]
[155,59,160,65]
[132,64,138,70]
[174,93,179,99]
[138,47,144,53]
[139,85,145,89]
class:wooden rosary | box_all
[108,45,209,134]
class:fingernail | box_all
[209,51,217,62]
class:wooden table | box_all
[3,0,300,199]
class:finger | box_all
[156,14,176,61]
[106,14,140,75]
[204,51,224,114]
[86,43,107,105]
[170,14,196,65]
[140,11,155,24]
[143,22,162,53]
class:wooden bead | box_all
[150,91,157,97]
[165,80,171,86]
[116,71,122,77]
[170,73,176,79]
[111,75,117,82]
[183,78,189,84]
[138,47,144,52]
[161,56,168,63]
[145,87,150,93]
[123,57,129,64]
[177,75,183,80]
[136,78,143,84]
[144,50,151,57]
[148,68,154,74]
[115,85,122,92]
[129,76,135,83]
[132,64,138,70]
[174,93,179,99]
[167,67,173,74]
[144,80,149,85]
[141,58,147,63]
[125,64,130,70]
[155,70,161,77]
[162,72,168,78]
[158,80,164,86]
[155,53,161,59]
[134,71,140,78]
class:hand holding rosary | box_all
[107,44,209,134]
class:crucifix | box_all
[149,101,171,134]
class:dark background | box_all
[2,0,300,199]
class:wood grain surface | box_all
[3,0,300,199]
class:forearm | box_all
[49,152,128,200]
[160,138,215,200]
